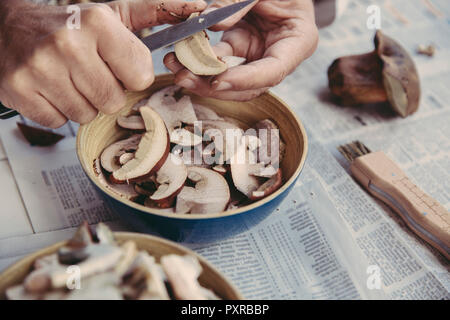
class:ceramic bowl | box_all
[0,232,242,300]
[76,74,308,242]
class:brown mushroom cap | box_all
[375,31,421,117]
[328,31,420,118]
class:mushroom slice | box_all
[250,169,283,201]
[17,123,65,146]
[134,179,157,196]
[175,167,230,214]
[117,115,145,131]
[202,119,244,162]
[100,134,142,173]
[111,107,170,183]
[170,128,202,147]
[95,222,116,245]
[51,244,123,289]
[161,255,208,300]
[193,103,223,121]
[148,85,201,146]
[328,31,420,117]
[114,241,138,277]
[230,139,263,198]
[253,119,285,165]
[248,163,278,178]
[148,153,187,208]
[212,164,227,175]
[174,13,227,76]
[135,252,170,300]
[131,97,150,112]
[221,56,246,68]
[93,159,138,200]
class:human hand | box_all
[0,0,206,128]
[164,0,318,101]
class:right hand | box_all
[0,0,206,128]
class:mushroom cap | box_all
[111,107,170,183]
[375,31,421,117]
[149,153,188,207]
[175,167,230,214]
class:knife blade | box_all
[0,0,256,119]
[142,0,256,51]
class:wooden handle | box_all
[351,151,450,260]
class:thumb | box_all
[205,0,258,31]
[108,0,207,31]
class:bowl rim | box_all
[76,74,308,220]
[0,231,244,300]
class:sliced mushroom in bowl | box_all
[77,74,308,242]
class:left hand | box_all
[164,0,318,101]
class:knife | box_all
[0,0,256,120]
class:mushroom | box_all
[128,252,169,300]
[64,272,122,300]
[147,153,188,209]
[118,152,134,165]
[249,169,283,201]
[328,31,421,117]
[134,179,157,196]
[114,241,138,277]
[131,97,150,112]
[51,244,123,289]
[253,119,285,166]
[95,222,116,245]
[202,119,244,163]
[174,13,227,76]
[147,85,201,146]
[230,137,263,198]
[93,159,139,200]
[160,255,209,300]
[117,115,145,131]
[100,134,142,173]
[212,165,228,175]
[175,167,230,214]
[193,103,223,121]
[170,128,202,147]
[111,106,170,183]
[17,122,65,146]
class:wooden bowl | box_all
[77,74,308,242]
[0,232,242,300]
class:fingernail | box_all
[213,81,232,91]
[177,79,195,89]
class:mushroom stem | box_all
[328,51,388,105]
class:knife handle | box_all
[0,102,19,119]
[351,151,450,260]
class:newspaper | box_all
[0,0,449,299]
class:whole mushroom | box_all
[328,31,420,118]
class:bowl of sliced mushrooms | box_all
[76,74,308,242]
[0,223,242,300]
